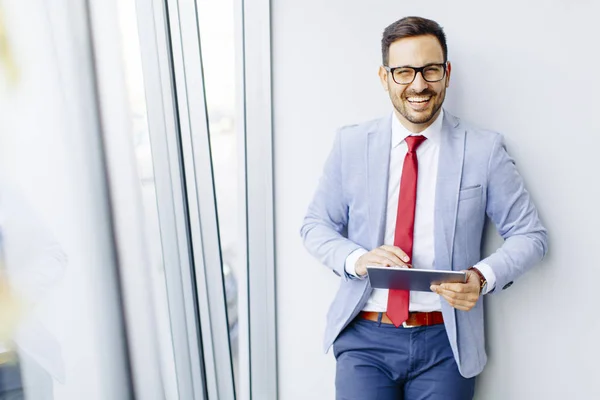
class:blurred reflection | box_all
[0,4,19,86]
[0,180,66,399]
[1,5,66,398]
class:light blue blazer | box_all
[300,110,548,378]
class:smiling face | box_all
[378,34,451,133]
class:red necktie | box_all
[386,135,427,327]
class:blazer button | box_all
[502,281,513,290]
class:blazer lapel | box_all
[434,111,466,271]
[367,115,392,249]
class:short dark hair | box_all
[381,16,448,66]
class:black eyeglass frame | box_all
[383,62,448,85]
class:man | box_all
[300,16,547,400]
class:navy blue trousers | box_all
[333,316,475,400]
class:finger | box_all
[436,291,476,310]
[380,245,410,264]
[431,285,479,303]
[435,287,474,301]
[452,303,472,311]
[439,282,479,296]
[439,282,466,293]
[364,253,401,267]
[371,249,405,267]
[365,252,397,267]
[375,248,409,268]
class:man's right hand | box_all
[355,245,411,277]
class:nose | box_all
[410,71,428,92]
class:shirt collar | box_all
[391,108,444,148]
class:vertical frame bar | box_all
[233,0,251,397]
[166,0,236,398]
[242,0,278,398]
[134,0,207,398]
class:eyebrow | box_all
[389,62,445,69]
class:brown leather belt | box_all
[359,311,444,327]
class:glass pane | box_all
[116,1,179,399]
[0,3,131,399]
[196,0,242,394]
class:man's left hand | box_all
[430,270,481,311]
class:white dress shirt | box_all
[345,110,496,312]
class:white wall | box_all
[273,1,600,399]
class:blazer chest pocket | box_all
[459,184,482,201]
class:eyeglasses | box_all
[384,62,447,85]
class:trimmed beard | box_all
[391,87,446,125]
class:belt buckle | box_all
[402,312,423,328]
[402,320,417,328]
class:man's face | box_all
[378,35,451,132]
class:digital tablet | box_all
[366,266,467,292]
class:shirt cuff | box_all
[473,262,496,294]
[345,248,368,279]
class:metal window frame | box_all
[134,0,209,398]
[111,0,278,397]
[240,0,278,398]
[165,0,237,398]
[233,0,250,397]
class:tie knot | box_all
[405,135,427,153]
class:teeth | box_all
[407,97,431,103]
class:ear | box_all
[378,65,390,91]
[445,61,452,88]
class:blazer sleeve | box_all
[480,134,548,293]
[300,129,362,281]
